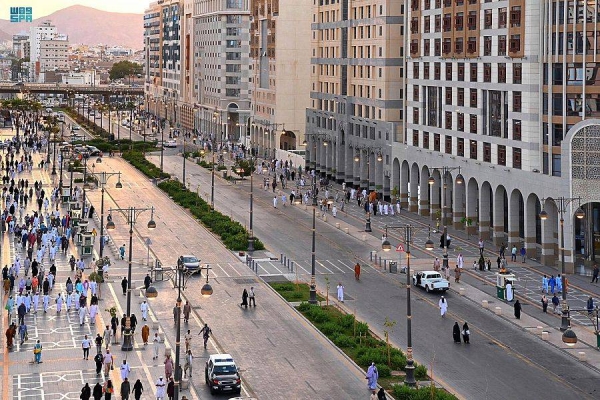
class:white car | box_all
[164,139,177,148]
[412,271,450,293]
[205,354,241,395]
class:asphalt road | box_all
[151,153,600,400]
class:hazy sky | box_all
[2,0,149,19]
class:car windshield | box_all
[213,365,237,375]
[183,257,198,263]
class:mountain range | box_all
[0,5,144,50]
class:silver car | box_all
[178,255,200,274]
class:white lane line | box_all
[212,263,229,278]
[292,261,311,275]
[325,260,346,273]
[316,260,333,274]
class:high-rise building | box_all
[144,1,163,116]
[29,20,60,82]
[38,35,69,82]
[249,0,311,157]
[12,34,30,59]
[306,0,405,197]
[192,0,251,143]
[400,0,600,270]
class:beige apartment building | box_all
[305,0,405,197]
[249,0,312,158]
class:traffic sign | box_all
[396,244,405,252]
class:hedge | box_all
[122,151,170,179]
[158,179,265,251]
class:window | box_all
[470,63,477,81]
[443,14,451,32]
[513,120,522,140]
[455,12,464,31]
[411,18,419,34]
[413,85,419,101]
[484,63,491,82]
[424,40,431,56]
[468,11,477,30]
[457,63,464,81]
[470,140,478,159]
[513,148,521,169]
[510,6,522,27]
[423,132,430,149]
[467,37,477,53]
[424,63,430,79]
[513,64,522,84]
[498,145,506,166]
[413,108,419,123]
[455,37,464,54]
[411,0,419,10]
[434,133,441,151]
[413,63,419,79]
[413,130,420,146]
[458,88,465,106]
[457,138,465,157]
[445,87,452,105]
[445,63,452,80]
[483,142,491,162]
[445,136,453,154]
[484,10,492,29]
[445,112,452,129]
[470,114,477,133]
[434,62,441,80]
[435,15,441,32]
[425,0,431,9]
[470,89,477,107]
[434,39,441,56]
[498,64,506,83]
[552,154,561,176]
[410,40,419,55]
[499,8,507,28]
[443,38,451,54]
[424,16,431,33]
[458,113,465,131]
[510,35,521,53]
[513,91,522,112]
[484,36,492,56]
[498,35,507,56]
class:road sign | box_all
[396,244,405,252]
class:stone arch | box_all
[452,172,466,230]
[465,178,479,236]
[400,161,410,209]
[428,168,442,221]
[540,199,559,267]
[280,130,297,151]
[420,165,431,216]
[508,189,525,246]
[409,163,420,212]
[479,181,493,240]
[493,185,508,246]
[392,158,401,201]
[525,193,542,259]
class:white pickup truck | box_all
[412,271,450,293]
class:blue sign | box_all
[10,7,33,22]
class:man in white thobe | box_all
[337,283,344,303]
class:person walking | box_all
[153,332,161,360]
[155,376,166,400]
[248,287,256,307]
[142,324,150,345]
[103,379,114,399]
[167,378,174,400]
[454,266,461,283]
[365,362,379,390]
[120,378,131,400]
[103,349,114,376]
[462,322,470,343]
[337,283,344,303]
[119,245,126,260]
[132,379,144,400]
[542,275,549,293]
[592,265,599,284]
[95,333,104,354]
[182,301,191,323]
[184,350,193,378]
[103,325,112,349]
[184,329,193,352]
[520,246,526,263]
[93,382,103,400]
[121,277,128,296]
[80,383,91,400]
[514,300,522,319]
[552,294,560,314]
[541,294,549,313]
[354,262,361,280]
[240,288,248,308]
[511,245,517,262]
[82,334,92,360]
[453,322,461,343]
[140,300,148,321]
[199,323,211,349]
[478,239,484,256]
[587,296,594,314]
[120,359,131,381]
[439,296,448,317]
[33,340,42,363]
[164,355,174,380]
[94,351,104,375]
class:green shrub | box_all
[297,302,313,312]
[377,364,391,378]
[355,321,369,336]
[414,364,428,380]
[356,348,387,367]
[392,384,456,400]
[339,313,355,329]
[306,306,329,324]
[332,334,356,348]
[122,151,169,179]
[320,322,343,336]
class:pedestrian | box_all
[439,296,447,317]
[511,245,517,262]
[514,300,522,319]
[132,379,144,400]
[520,246,526,263]
[240,288,248,308]
[155,376,166,400]
[354,262,361,280]
[184,350,193,378]
[33,339,42,363]
[549,275,556,294]
[94,351,104,375]
[183,301,191,323]
[184,329,193,352]
[542,275,549,293]
[120,359,131,381]
[144,274,152,291]
[142,324,150,345]
[103,349,114,375]
[248,286,256,307]
[370,390,378,400]
[199,323,212,349]
[153,332,161,359]
[111,314,119,343]
[587,296,594,314]
[365,362,379,390]
[103,325,112,349]
[103,379,114,399]
[120,378,131,400]
[273,196,277,208]
[121,277,128,296]
[140,300,148,321]
[454,266,461,283]
[93,382,103,400]
[82,334,92,360]
[164,355,174,380]
[337,282,344,303]
[167,378,174,400]
[377,387,387,400]
[18,321,27,345]
[453,322,461,343]
[173,304,178,324]
[119,245,126,260]
[462,322,470,343]
[80,383,92,400]
[552,294,560,314]
[541,295,548,313]
[592,265,599,284]
[478,239,484,255]
[505,280,514,301]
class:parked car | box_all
[164,139,177,148]
[177,255,200,274]
[412,271,450,293]
[85,146,103,156]
[205,354,241,395]
[71,125,80,131]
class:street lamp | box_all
[87,171,122,258]
[381,224,424,387]
[106,206,156,351]
[559,306,600,348]
[248,155,256,253]
[428,166,464,269]
[309,167,318,304]
[539,197,585,331]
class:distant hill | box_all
[0,5,143,49]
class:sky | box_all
[1,0,149,19]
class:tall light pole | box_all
[106,207,156,351]
[86,171,122,258]
[309,167,318,304]
[540,197,585,331]
[382,225,434,387]
[428,167,464,269]
[182,133,186,186]
[247,155,255,253]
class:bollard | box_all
[280,254,284,264]
[374,255,378,265]
[537,326,544,335]
[459,288,465,296]
[287,258,290,270]
[251,260,255,271]
[323,215,327,222]
[494,307,502,315]
[384,260,387,271]
[482,300,489,308]
[541,331,549,340]
[379,258,382,268]
[345,227,349,234]
[283,255,287,266]
[255,262,259,274]
[336,223,340,229]
[578,352,587,361]
[291,261,294,272]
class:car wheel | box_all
[425,285,431,293]
[204,369,209,385]
[210,386,217,395]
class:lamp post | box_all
[539,197,585,331]
[382,225,434,386]
[87,171,122,257]
[427,167,464,270]
[248,155,255,253]
[354,148,383,232]
[559,306,600,348]
[182,133,186,185]
[106,207,157,351]
[309,167,318,304]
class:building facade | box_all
[38,36,69,82]
[12,34,30,59]
[192,0,251,143]
[248,0,312,157]
[306,0,405,198]
[397,0,600,270]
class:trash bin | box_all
[389,261,398,274]
[154,266,163,281]
[496,286,506,300]
[222,170,228,179]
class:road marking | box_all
[315,260,333,274]
[213,263,230,278]
[325,260,346,274]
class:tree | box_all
[231,159,255,178]
[108,61,143,81]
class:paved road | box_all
[151,152,600,400]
